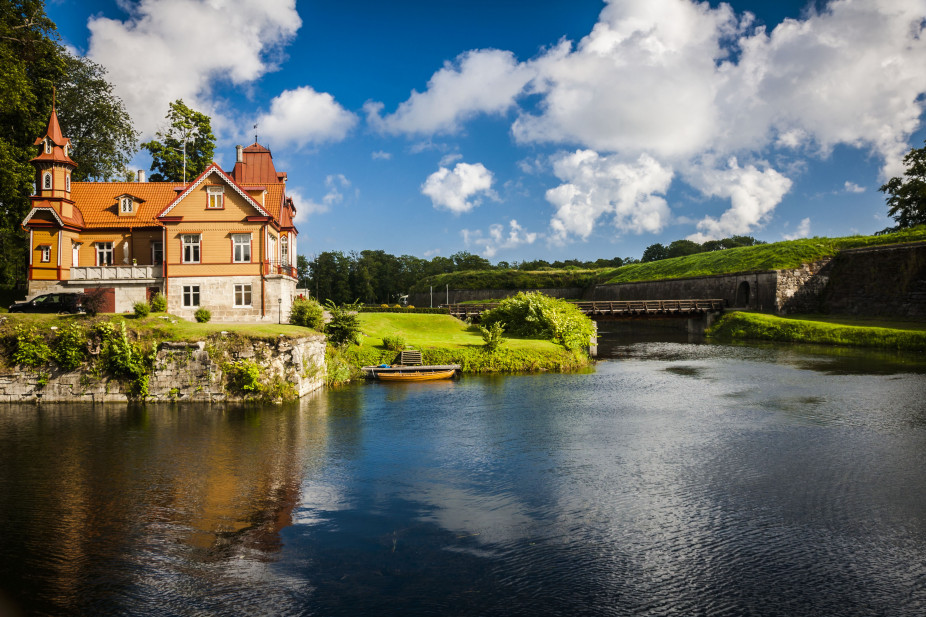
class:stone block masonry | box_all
[0,334,326,403]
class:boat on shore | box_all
[361,364,461,381]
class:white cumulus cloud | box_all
[783,217,812,240]
[86,0,302,138]
[546,151,674,244]
[253,86,357,149]
[686,158,793,242]
[366,49,534,135]
[844,181,866,193]
[421,162,495,214]
[462,220,538,258]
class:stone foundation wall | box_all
[591,271,779,311]
[774,259,833,314]
[820,242,926,317]
[0,334,326,403]
[408,287,588,307]
[166,275,296,323]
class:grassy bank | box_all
[606,227,926,285]
[338,313,590,378]
[707,312,926,351]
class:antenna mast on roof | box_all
[254,123,258,144]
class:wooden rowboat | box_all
[376,368,457,382]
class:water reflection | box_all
[1,332,926,616]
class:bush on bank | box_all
[480,292,595,351]
[707,312,926,351]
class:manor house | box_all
[22,108,299,322]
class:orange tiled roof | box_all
[71,182,184,227]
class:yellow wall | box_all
[31,228,58,279]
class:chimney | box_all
[236,145,244,163]
[137,170,145,182]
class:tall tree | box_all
[0,0,63,287]
[142,99,215,182]
[641,243,669,262]
[880,141,926,230]
[56,54,138,181]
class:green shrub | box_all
[13,325,51,367]
[133,301,150,318]
[478,321,506,352]
[81,287,108,316]
[54,322,87,371]
[290,297,325,330]
[382,334,406,351]
[149,292,167,312]
[94,321,153,398]
[226,359,262,393]
[194,307,211,323]
[325,300,363,347]
[480,291,595,351]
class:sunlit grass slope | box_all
[605,227,926,284]
[707,312,926,351]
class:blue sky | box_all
[47,0,926,263]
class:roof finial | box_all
[254,123,258,144]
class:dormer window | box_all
[207,186,224,209]
[44,139,52,155]
[43,172,52,190]
[63,143,68,157]
[121,197,134,213]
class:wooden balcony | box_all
[70,265,163,281]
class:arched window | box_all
[280,235,289,266]
[43,172,52,190]
[65,175,70,192]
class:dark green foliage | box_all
[13,324,51,367]
[381,334,406,351]
[667,239,703,259]
[194,307,211,323]
[289,297,324,330]
[324,300,363,347]
[133,301,150,318]
[149,292,167,312]
[642,243,669,262]
[141,99,215,182]
[478,321,506,352]
[57,54,138,181]
[53,321,86,371]
[480,292,595,351]
[81,287,107,316]
[880,140,926,229]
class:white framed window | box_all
[72,242,81,267]
[206,186,224,209]
[183,285,200,307]
[182,234,201,263]
[39,246,51,263]
[280,234,289,266]
[267,234,276,262]
[151,242,163,265]
[65,175,70,192]
[234,284,252,307]
[96,242,113,266]
[120,197,133,213]
[43,172,52,190]
[44,139,52,154]
[63,143,68,157]
[232,234,251,263]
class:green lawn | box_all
[0,312,318,342]
[357,312,562,352]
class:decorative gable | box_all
[157,163,270,220]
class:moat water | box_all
[1,326,925,616]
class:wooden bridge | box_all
[446,299,725,320]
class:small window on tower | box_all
[44,139,52,155]
[65,175,70,192]
[39,246,51,263]
[43,172,52,190]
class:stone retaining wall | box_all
[0,335,326,403]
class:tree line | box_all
[640,235,766,263]
[297,251,630,305]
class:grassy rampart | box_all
[707,312,926,351]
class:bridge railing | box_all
[444,299,725,318]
